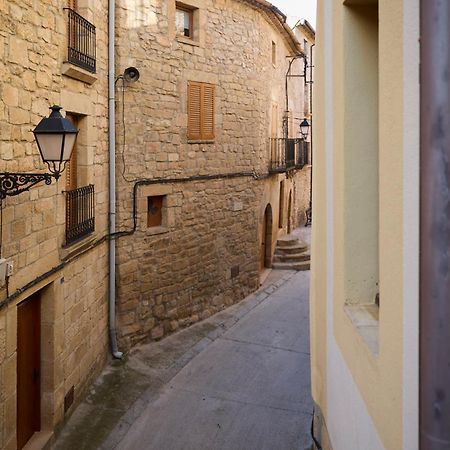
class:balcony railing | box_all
[65,184,95,245]
[269,138,310,173]
[66,8,96,73]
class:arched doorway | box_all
[287,191,293,234]
[261,204,273,270]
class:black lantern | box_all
[0,105,78,199]
[300,118,310,139]
[33,105,78,177]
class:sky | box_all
[271,0,317,29]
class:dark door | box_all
[17,293,41,450]
[261,213,267,271]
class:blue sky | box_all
[271,0,317,29]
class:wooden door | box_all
[260,214,267,270]
[287,191,292,234]
[17,294,41,450]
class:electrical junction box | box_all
[0,259,7,288]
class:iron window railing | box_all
[269,138,311,172]
[65,8,96,73]
[65,184,95,245]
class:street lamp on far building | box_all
[0,105,78,199]
[299,118,310,139]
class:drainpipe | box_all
[420,0,450,448]
[108,0,123,359]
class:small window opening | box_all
[176,5,193,38]
[272,41,276,65]
[147,196,164,227]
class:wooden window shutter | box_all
[187,82,215,141]
[67,0,78,11]
[67,0,78,10]
[201,84,215,140]
[65,114,78,191]
[188,82,202,140]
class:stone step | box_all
[271,261,310,271]
[273,252,311,263]
[276,236,303,247]
[274,244,308,255]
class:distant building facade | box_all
[114,0,311,348]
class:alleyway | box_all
[54,236,312,450]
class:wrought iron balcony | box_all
[269,138,310,173]
[66,8,96,73]
[65,184,95,245]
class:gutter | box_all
[108,0,123,359]
[420,0,450,447]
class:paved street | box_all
[55,260,312,450]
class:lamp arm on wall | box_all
[0,172,55,200]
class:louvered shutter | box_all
[67,0,78,10]
[66,114,78,191]
[188,82,202,140]
[201,84,215,140]
[66,146,77,191]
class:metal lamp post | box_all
[300,118,310,139]
[300,118,313,226]
[0,106,78,199]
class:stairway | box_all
[272,235,311,271]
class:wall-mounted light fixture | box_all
[299,118,310,139]
[0,106,78,199]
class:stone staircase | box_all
[272,235,311,271]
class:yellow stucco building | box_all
[311,0,420,448]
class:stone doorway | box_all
[17,292,41,450]
[261,204,273,270]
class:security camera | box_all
[123,67,140,83]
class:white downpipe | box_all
[108,0,123,359]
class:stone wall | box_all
[0,1,110,448]
[115,0,311,348]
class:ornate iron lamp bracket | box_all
[0,172,55,200]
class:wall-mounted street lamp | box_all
[0,106,78,199]
[300,118,310,139]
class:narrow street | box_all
[55,231,312,450]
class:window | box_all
[176,4,193,38]
[187,81,215,141]
[272,41,276,65]
[343,2,379,306]
[66,114,80,191]
[67,0,78,10]
[64,113,95,246]
[147,196,164,227]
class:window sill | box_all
[146,226,169,236]
[62,62,97,85]
[60,233,96,261]
[187,140,215,144]
[344,304,379,356]
[177,36,200,47]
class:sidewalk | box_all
[54,254,312,449]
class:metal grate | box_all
[66,8,96,73]
[269,138,310,173]
[65,184,95,245]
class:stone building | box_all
[113,0,311,348]
[0,1,110,448]
[0,0,311,447]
